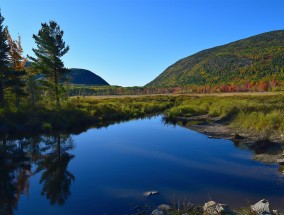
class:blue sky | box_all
[1,0,284,86]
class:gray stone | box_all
[151,209,165,215]
[272,210,280,215]
[203,201,234,215]
[251,199,272,215]
[143,190,159,197]
[158,204,172,211]
[215,204,233,214]
[203,201,217,214]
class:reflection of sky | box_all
[16,116,284,214]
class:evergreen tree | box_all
[0,12,10,107]
[29,21,69,107]
[6,30,27,109]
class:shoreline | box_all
[149,199,282,215]
[170,115,284,166]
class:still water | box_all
[1,116,284,214]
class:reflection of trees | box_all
[0,133,75,214]
[0,136,31,215]
[36,134,75,205]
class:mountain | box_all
[67,68,109,86]
[24,63,109,86]
[147,30,284,87]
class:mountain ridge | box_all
[147,30,284,87]
[68,68,109,86]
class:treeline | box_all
[68,80,284,96]
[0,12,69,110]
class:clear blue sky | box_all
[1,0,284,86]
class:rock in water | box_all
[152,209,165,215]
[272,210,280,215]
[143,190,159,197]
[250,199,272,215]
[158,204,172,211]
[203,201,234,214]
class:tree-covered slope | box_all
[68,68,109,86]
[147,30,284,87]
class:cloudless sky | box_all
[1,0,284,86]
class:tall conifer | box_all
[0,12,10,107]
[29,21,69,107]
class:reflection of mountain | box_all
[0,133,75,214]
[36,134,75,205]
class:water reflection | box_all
[0,133,75,215]
[0,136,31,215]
[163,116,284,173]
[35,134,75,205]
[1,117,284,214]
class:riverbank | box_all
[147,198,281,215]
[166,115,284,166]
[1,94,284,142]
[164,94,284,142]
[0,95,175,135]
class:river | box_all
[1,116,284,214]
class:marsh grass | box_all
[0,95,175,133]
[165,95,284,140]
[1,94,284,140]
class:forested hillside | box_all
[68,68,109,86]
[147,30,284,88]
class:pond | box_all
[1,116,284,214]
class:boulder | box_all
[250,199,272,215]
[272,210,280,215]
[158,204,172,211]
[143,190,159,197]
[203,201,234,215]
[152,209,165,215]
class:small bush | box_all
[42,122,52,131]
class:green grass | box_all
[0,95,175,134]
[164,95,284,140]
[1,94,284,141]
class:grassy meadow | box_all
[164,94,284,140]
[1,93,284,142]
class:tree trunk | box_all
[29,83,36,109]
[54,70,60,107]
[0,79,4,107]
[57,133,61,159]
[31,90,35,109]
[16,84,20,111]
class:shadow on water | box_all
[0,133,75,215]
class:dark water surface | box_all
[1,116,284,214]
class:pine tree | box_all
[0,11,10,107]
[6,30,27,109]
[29,21,69,107]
